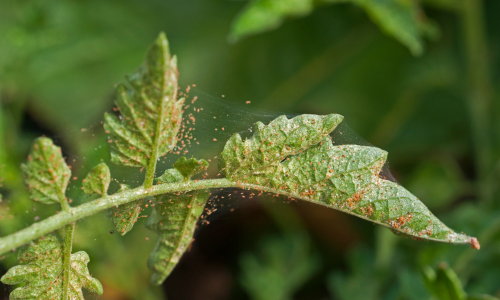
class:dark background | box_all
[1,0,500,299]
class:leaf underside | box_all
[147,168,209,285]
[103,33,183,168]
[0,235,102,300]
[82,163,111,196]
[107,184,144,236]
[21,137,70,205]
[173,156,209,180]
[221,114,474,245]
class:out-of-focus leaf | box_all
[229,0,314,42]
[435,263,465,300]
[466,295,500,300]
[107,184,144,236]
[0,234,103,299]
[82,162,111,196]
[398,268,433,300]
[421,0,460,11]
[240,233,320,300]
[21,137,70,205]
[146,168,209,285]
[422,264,500,300]
[406,160,465,209]
[172,156,209,180]
[103,32,183,168]
[231,0,434,55]
[327,248,380,300]
[346,0,427,55]
[221,114,476,245]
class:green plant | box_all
[229,0,437,55]
[239,233,320,300]
[0,32,480,300]
[422,263,499,300]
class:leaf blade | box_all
[351,0,424,56]
[147,168,209,285]
[354,179,470,243]
[147,189,209,285]
[173,156,209,180]
[220,114,476,246]
[0,235,102,300]
[231,0,432,55]
[103,32,183,169]
[82,163,111,196]
[107,184,144,236]
[221,114,344,179]
[21,137,70,205]
[229,0,315,42]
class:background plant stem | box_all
[461,0,494,204]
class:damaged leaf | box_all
[221,114,476,246]
[0,235,102,299]
[21,137,70,206]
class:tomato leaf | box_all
[103,32,183,168]
[21,137,70,206]
[107,184,144,236]
[146,168,209,285]
[82,163,111,196]
[220,114,476,246]
[173,156,209,180]
[230,0,435,55]
[0,235,102,299]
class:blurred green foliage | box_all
[230,0,437,55]
[422,263,499,300]
[239,233,320,300]
[1,0,500,299]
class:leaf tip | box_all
[92,278,104,295]
[82,162,111,196]
[469,237,480,250]
[156,31,168,45]
[0,272,8,284]
[152,31,170,57]
[173,156,209,180]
